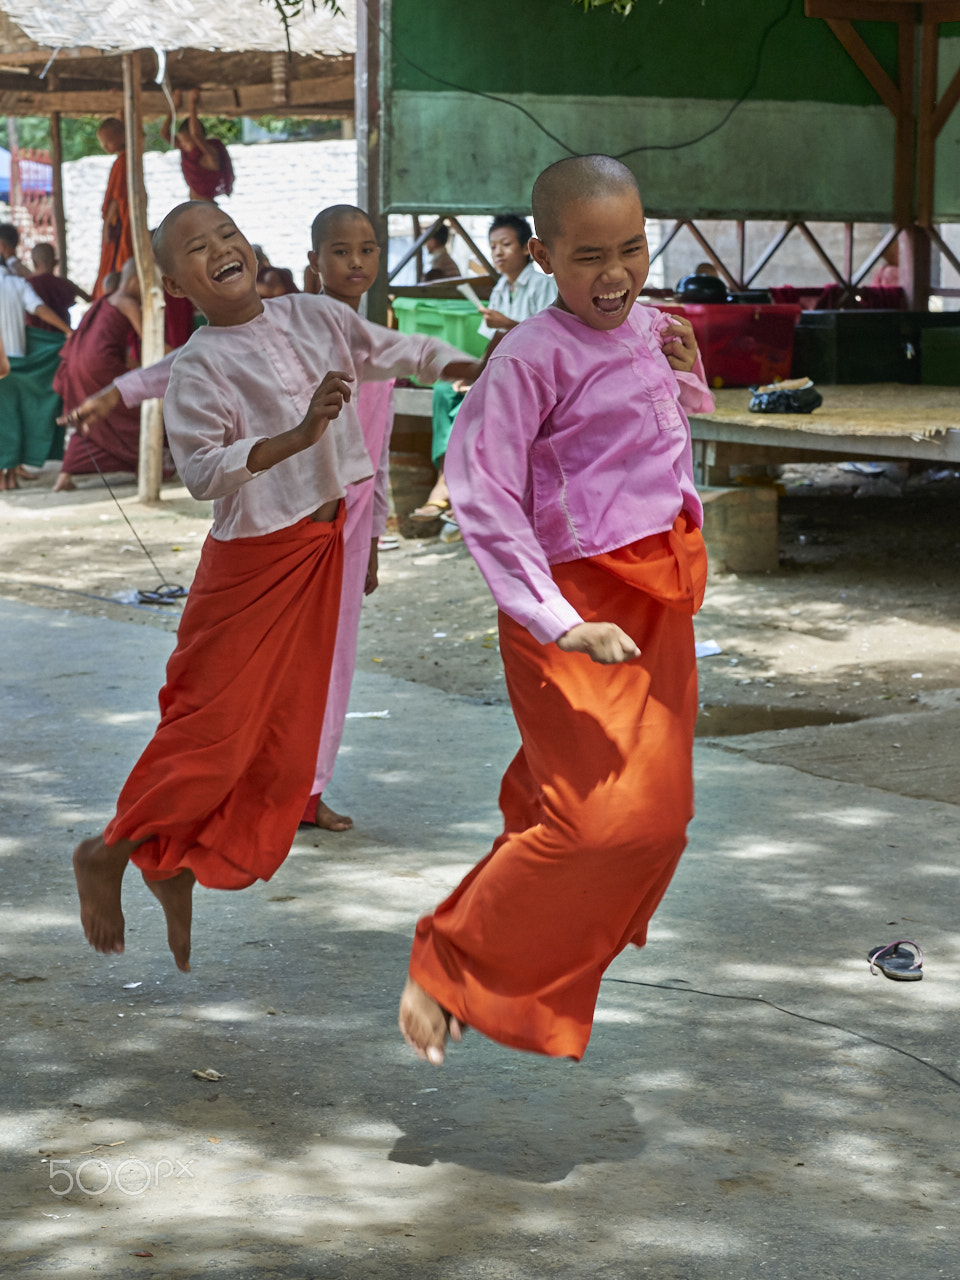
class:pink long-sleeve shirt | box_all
[155,294,463,540]
[445,302,714,645]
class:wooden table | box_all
[689,384,960,485]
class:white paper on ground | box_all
[695,640,723,658]
[345,710,391,719]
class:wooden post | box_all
[843,221,854,284]
[6,116,20,208]
[49,110,68,275]
[917,18,937,228]
[356,0,389,324]
[122,50,165,504]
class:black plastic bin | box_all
[791,310,960,384]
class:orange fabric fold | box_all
[409,514,707,1060]
[104,508,345,889]
[94,152,134,298]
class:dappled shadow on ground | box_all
[2,601,960,1279]
[2,746,959,1279]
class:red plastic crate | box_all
[657,302,802,388]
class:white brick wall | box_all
[61,139,357,293]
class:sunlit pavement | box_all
[1,597,957,1280]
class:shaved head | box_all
[152,200,220,273]
[531,155,641,246]
[311,203,374,252]
[32,242,56,271]
[97,116,125,144]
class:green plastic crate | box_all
[391,297,489,358]
[920,326,960,386]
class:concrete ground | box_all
[1,597,958,1280]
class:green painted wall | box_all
[390,0,898,106]
[382,0,960,220]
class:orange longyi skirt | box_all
[104,507,345,889]
[408,514,707,1060]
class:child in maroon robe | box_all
[162,89,235,201]
[27,243,91,333]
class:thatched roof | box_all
[0,0,355,56]
[0,1,356,117]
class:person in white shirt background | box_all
[412,214,558,525]
[0,231,72,488]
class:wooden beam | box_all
[0,46,105,65]
[647,219,684,267]
[49,109,68,276]
[924,1,960,20]
[843,221,855,281]
[850,223,900,284]
[683,221,738,289]
[387,217,444,283]
[0,73,356,116]
[823,18,902,114]
[796,221,847,283]
[893,18,915,229]
[927,223,960,277]
[122,51,165,505]
[744,222,797,286]
[899,224,931,307]
[805,1,916,23]
[931,58,960,135]
[916,18,938,227]
[447,216,496,276]
[271,50,289,107]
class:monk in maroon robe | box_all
[53,260,142,490]
[93,119,134,299]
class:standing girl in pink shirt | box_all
[400,154,714,1065]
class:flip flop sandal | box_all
[410,499,450,522]
[138,584,188,606]
[868,940,923,981]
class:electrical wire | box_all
[77,438,187,605]
[602,976,960,1091]
[0,578,185,617]
[384,0,794,162]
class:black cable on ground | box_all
[602,976,960,1091]
[77,439,187,605]
[0,577,185,617]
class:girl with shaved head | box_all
[71,201,480,973]
[400,155,715,1066]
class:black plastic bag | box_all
[749,378,822,414]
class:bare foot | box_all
[315,798,353,831]
[74,835,133,956]
[300,794,354,830]
[1,469,19,490]
[399,977,463,1065]
[52,472,76,492]
[143,870,195,972]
